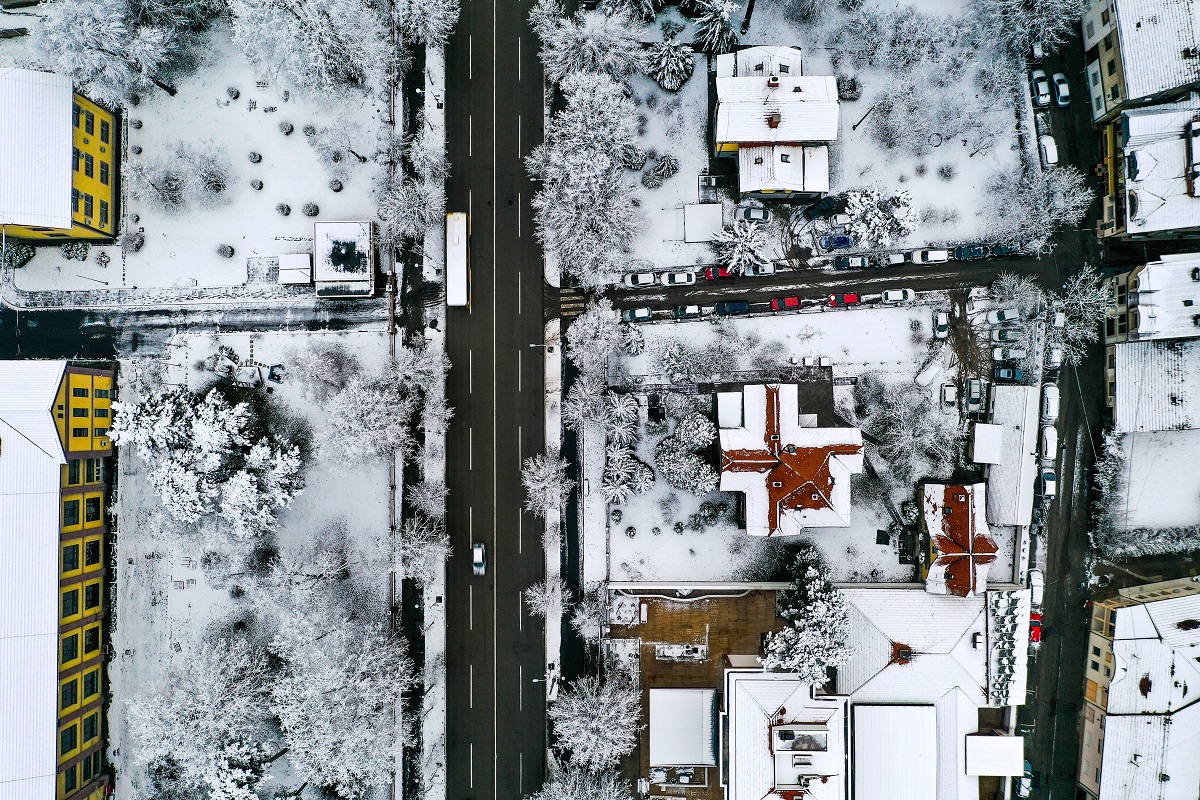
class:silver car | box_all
[472,542,486,576]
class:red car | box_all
[1030,612,1043,643]
[705,266,734,280]
[771,296,800,311]
[827,293,860,307]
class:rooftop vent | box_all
[767,75,780,88]
[767,111,782,128]
[754,156,764,165]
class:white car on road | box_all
[881,288,916,303]
[1030,69,1051,107]
[659,271,696,286]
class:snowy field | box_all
[15,23,386,292]
[109,328,395,799]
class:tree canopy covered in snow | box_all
[983,165,1094,251]
[712,219,769,274]
[1050,264,1107,366]
[567,299,624,377]
[526,576,569,618]
[526,72,642,288]
[645,37,694,92]
[127,140,235,211]
[762,546,854,682]
[537,7,646,84]
[849,372,960,484]
[693,0,738,54]
[549,676,641,771]
[654,434,719,495]
[522,453,575,518]
[398,0,461,46]
[972,0,1086,56]
[523,764,635,800]
[563,374,608,432]
[844,187,919,248]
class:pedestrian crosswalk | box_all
[558,287,588,319]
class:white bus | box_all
[446,212,469,307]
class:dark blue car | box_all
[819,234,854,251]
[715,301,750,316]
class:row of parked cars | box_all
[830,241,1022,270]
[620,288,922,322]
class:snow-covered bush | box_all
[0,242,34,269]
[567,299,624,376]
[549,676,641,771]
[398,0,461,46]
[850,372,960,483]
[228,0,393,93]
[646,38,694,91]
[693,0,738,54]
[712,219,768,273]
[761,546,854,682]
[526,577,568,618]
[538,8,645,83]
[286,339,363,405]
[563,374,608,432]
[522,453,574,518]
[843,187,919,248]
[654,436,719,495]
[1050,264,1107,366]
[640,152,680,189]
[128,140,235,210]
[527,73,642,288]
[1093,525,1200,561]
[526,765,635,800]
[674,412,716,451]
[983,165,1094,251]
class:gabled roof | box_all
[0,360,67,463]
[1115,0,1200,101]
[729,46,804,78]
[923,483,998,597]
[1113,339,1200,432]
[0,68,73,230]
[1125,253,1200,340]
[738,144,829,194]
[1098,703,1200,800]
[715,76,840,145]
[985,385,1039,526]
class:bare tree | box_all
[522,453,574,518]
[525,576,569,618]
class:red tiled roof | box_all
[927,485,998,597]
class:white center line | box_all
[517,270,522,314]
[518,36,522,82]
[519,590,523,631]
[469,583,474,631]
[518,113,521,160]
[469,426,473,470]
[518,191,522,238]
[491,0,500,796]
[470,663,475,708]
[518,348,522,393]
[469,34,473,80]
[518,512,523,554]
[519,663,524,709]
[470,743,475,789]
[469,114,473,158]
[469,348,473,394]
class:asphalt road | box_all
[443,0,548,798]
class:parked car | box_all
[986,307,1019,324]
[1039,134,1059,167]
[1042,383,1060,422]
[673,304,702,319]
[744,262,776,277]
[1046,346,1063,368]
[623,271,655,288]
[715,300,750,316]
[992,346,1028,361]
[1041,425,1058,461]
[994,367,1024,382]
[1030,69,1051,107]
[830,213,852,228]
[954,244,987,261]
[834,255,868,270]
[704,266,734,280]
[660,270,696,287]
[472,542,487,576]
[991,241,1022,257]
[881,288,916,303]
[966,379,985,414]
[740,206,772,223]
[1030,612,1043,642]
[880,252,908,267]
[1052,72,1071,106]
[1015,762,1034,799]
[934,311,949,339]
[912,249,950,264]
[1042,469,1057,499]
[771,296,800,311]
[1029,569,1045,607]
[803,196,839,220]
[827,292,860,307]
[915,361,943,388]
[941,383,958,407]
[818,234,854,251]
[991,328,1019,342]
[622,307,652,322]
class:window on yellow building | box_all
[100,119,110,144]
[100,162,109,186]
[82,712,98,743]
[84,582,101,610]
[83,194,93,219]
[85,497,101,523]
[63,588,80,618]
[61,678,78,711]
[72,147,80,172]
[83,153,94,178]
[68,460,81,484]
[94,408,108,419]
[95,389,109,399]
[73,103,81,127]
[99,201,109,227]
[61,722,78,756]
[62,633,79,664]
[63,543,80,573]
[85,459,101,483]
[83,668,99,698]
[64,500,80,527]
[64,763,77,793]
[84,539,101,567]
[83,625,100,654]
[71,189,80,215]
[84,110,94,135]
[94,427,107,438]
[71,426,87,438]
[73,408,88,418]
[73,387,89,398]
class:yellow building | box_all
[0,361,113,800]
[0,68,118,242]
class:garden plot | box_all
[16,25,386,293]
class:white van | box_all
[1029,569,1044,607]
[744,262,776,277]
[1041,425,1058,461]
[1042,383,1060,422]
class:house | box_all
[984,386,1039,528]
[920,483,999,598]
[0,68,118,241]
[0,361,114,800]
[313,221,375,298]
[1095,96,1200,240]
[1109,339,1200,431]
[713,46,840,200]
[717,383,862,536]
[1077,578,1200,800]
[1081,0,1200,124]
[1104,252,1200,345]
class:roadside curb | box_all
[543,317,563,702]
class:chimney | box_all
[767,74,780,88]
[767,112,782,129]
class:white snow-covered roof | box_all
[0,361,69,800]
[721,46,805,78]
[715,76,840,145]
[987,589,1031,706]
[723,671,845,800]
[683,203,723,243]
[313,221,374,297]
[278,252,312,285]
[1114,0,1200,102]
[1112,339,1200,432]
[1113,429,1200,529]
[985,385,1038,527]
[852,705,937,800]
[1123,97,1200,149]
[965,734,1025,777]
[0,68,73,230]
[1097,703,1200,800]
[649,688,717,766]
[1125,252,1200,340]
[738,145,829,194]
[1123,113,1200,235]
[971,423,1003,464]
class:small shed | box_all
[649,688,718,767]
[313,221,375,298]
[278,253,312,285]
[684,203,723,243]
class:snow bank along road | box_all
[444,0,548,798]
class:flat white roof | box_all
[965,734,1025,776]
[649,688,717,767]
[971,423,1003,464]
[853,705,937,800]
[986,386,1038,527]
[0,68,73,229]
[1113,340,1200,433]
[683,203,724,243]
[313,221,374,295]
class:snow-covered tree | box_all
[524,765,635,800]
[287,339,363,405]
[522,453,574,518]
[567,299,624,376]
[570,583,606,639]
[654,436,719,495]
[229,0,392,93]
[408,478,449,520]
[971,0,1086,56]
[378,177,445,246]
[1051,263,1107,366]
[983,165,1094,251]
[645,38,694,91]
[270,615,415,799]
[843,187,919,248]
[621,324,645,356]
[398,0,460,45]
[549,676,641,771]
[218,441,304,540]
[674,412,716,451]
[563,374,608,432]
[851,372,960,482]
[601,0,660,21]
[399,513,451,583]
[1093,524,1200,561]
[603,445,654,503]
[538,8,646,84]
[761,546,853,682]
[990,272,1046,319]
[127,639,274,797]
[32,0,177,105]
[128,140,234,210]
[712,219,769,273]
[693,0,738,54]
[526,72,642,288]
[525,576,568,618]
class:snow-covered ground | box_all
[15,23,386,293]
